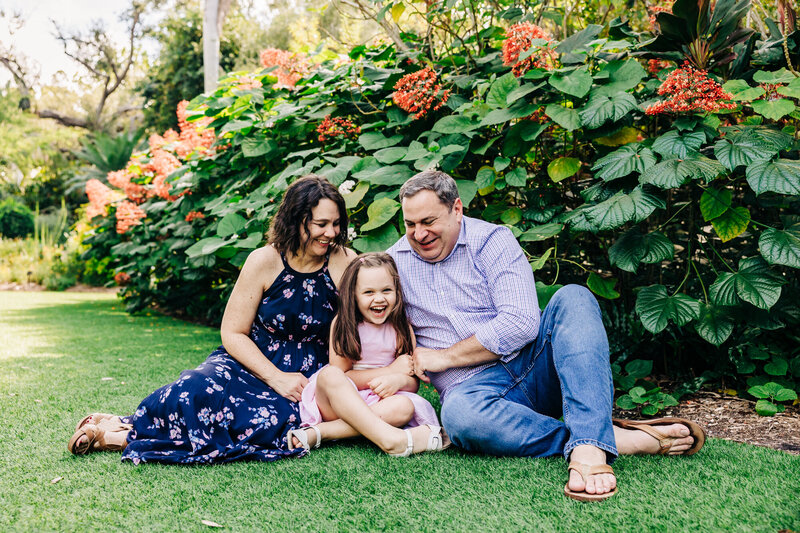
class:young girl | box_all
[287,253,448,456]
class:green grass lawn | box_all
[1,291,799,532]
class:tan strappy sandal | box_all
[564,462,618,502]
[68,423,131,455]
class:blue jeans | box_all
[439,285,617,461]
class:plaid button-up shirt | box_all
[388,216,540,399]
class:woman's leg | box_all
[313,366,439,455]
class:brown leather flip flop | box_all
[613,417,706,455]
[68,424,129,455]
[564,462,617,502]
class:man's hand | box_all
[411,347,450,383]
[267,371,308,402]
[368,374,405,398]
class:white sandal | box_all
[389,425,449,457]
[286,426,322,451]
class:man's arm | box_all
[412,336,496,382]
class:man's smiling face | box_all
[401,190,463,263]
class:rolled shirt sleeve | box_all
[472,225,540,355]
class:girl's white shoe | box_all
[389,425,449,457]
[286,425,322,451]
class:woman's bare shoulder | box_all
[330,246,357,266]
[240,245,283,283]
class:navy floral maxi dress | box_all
[120,254,338,465]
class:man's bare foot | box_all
[614,422,695,455]
[567,445,616,496]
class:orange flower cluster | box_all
[108,168,147,204]
[114,272,131,286]
[236,76,263,90]
[85,179,115,219]
[501,22,558,76]
[115,201,146,234]
[649,5,672,31]
[259,48,310,88]
[316,115,361,143]
[148,129,179,151]
[392,68,451,119]
[645,62,736,115]
[185,211,205,222]
[175,100,215,158]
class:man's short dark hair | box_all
[398,170,460,209]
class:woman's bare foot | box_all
[614,423,694,455]
[567,445,616,496]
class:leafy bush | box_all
[0,198,35,239]
[80,4,800,411]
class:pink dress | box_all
[299,321,440,428]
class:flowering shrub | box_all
[259,48,310,88]
[501,22,558,76]
[114,201,146,234]
[645,62,736,114]
[649,4,672,31]
[316,115,360,143]
[392,67,450,119]
[185,211,205,222]
[114,271,131,286]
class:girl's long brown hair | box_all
[331,253,413,361]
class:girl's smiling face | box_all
[355,266,397,325]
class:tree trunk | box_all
[203,0,233,93]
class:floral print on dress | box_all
[121,252,338,465]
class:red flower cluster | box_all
[645,62,736,115]
[647,59,671,75]
[501,22,558,76]
[185,211,205,222]
[85,179,116,219]
[114,272,131,286]
[649,4,672,31]
[259,48,310,88]
[392,68,450,119]
[316,115,360,143]
[115,201,146,234]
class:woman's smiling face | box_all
[300,199,341,256]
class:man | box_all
[387,170,705,501]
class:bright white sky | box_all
[0,0,152,84]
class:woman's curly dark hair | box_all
[268,175,348,255]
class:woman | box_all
[69,175,356,464]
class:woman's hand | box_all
[368,374,405,399]
[267,371,309,402]
[389,354,414,376]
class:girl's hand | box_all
[368,374,403,399]
[389,354,414,376]
[267,371,308,402]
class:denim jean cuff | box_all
[563,438,618,464]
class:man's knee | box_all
[440,389,496,450]
[550,284,598,311]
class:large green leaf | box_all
[694,303,735,346]
[455,180,479,209]
[592,144,656,181]
[746,158,800,195]
[343,181,369,209]
[535,281,564,310]
[549,67,592,98]
[759,226,800,268]
[486,73,519,109]
[722,79,765,101]
[241,137,278,158]
[777,76,800,98]
[584,187,665,230]
[506,83,541,105]
[751,99,796,121]
[352,223,400,252]
[520,223,563,241]
[356,165,414,186]
[361,197,400,231]
[752,68,797,84]
[476,166,496,189]
[635,285,701,333]
[505,167,528,187]
[594,59,647,95]
[640,155,725,188]
[711,206,750,242]
[217,213,247,237]
[431,115,481,134]
[547,157,581,182]
[185,236,227,258]
[545,104,581,131]
[715,134,777,171]
[358,132,404,150]
[709,256,785,309]
[579,92,637,129]
[373,147,408,164]
[700,188,732,221]
[480,102,539,126]
[587,272,620,299]
[652,130,704,158]
[608,228,674,273]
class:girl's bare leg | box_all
[313,366,439,455]
[290,395,414,448]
